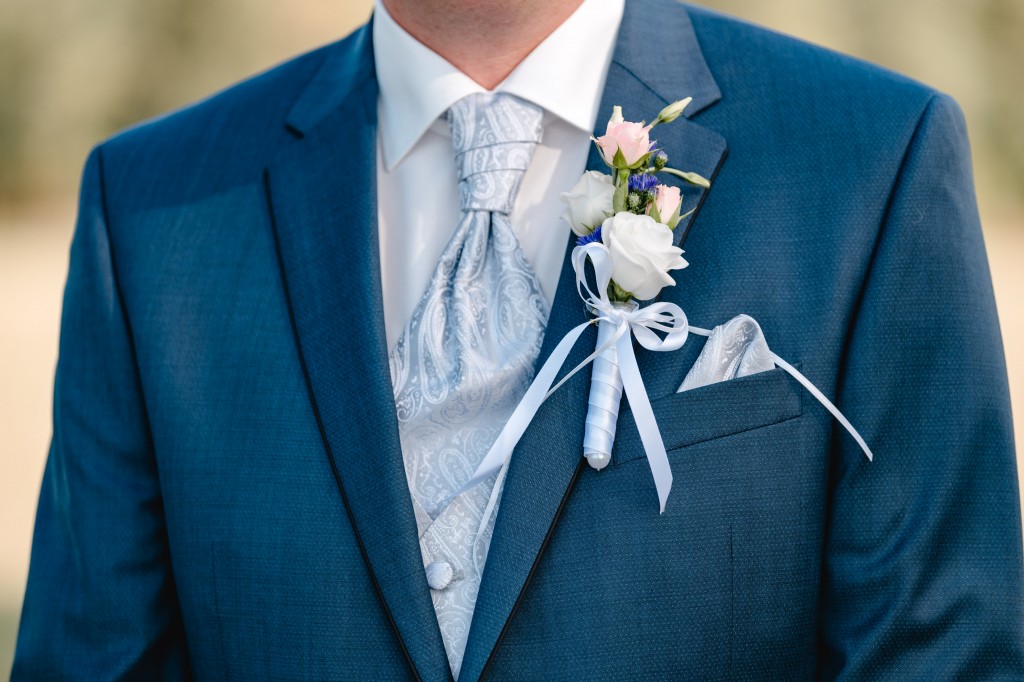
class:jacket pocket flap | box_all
[612,367,803,465]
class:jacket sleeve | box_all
[817,93,1024,678]
[12,145,191,680]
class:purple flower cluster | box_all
[576,225,603,247]
[627,173,658,193]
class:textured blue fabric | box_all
[13,0,1023,679]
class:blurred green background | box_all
[2,0,1022,673]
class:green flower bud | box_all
[655,97,692,125]
[626,192,643,212]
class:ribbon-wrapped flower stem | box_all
[583,301,635,470]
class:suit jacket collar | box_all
[267,3,725,680]
[283,20,375,137]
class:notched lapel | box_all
[459,1,728,680]
[264,24,452,682]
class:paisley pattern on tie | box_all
[388,93,547,679]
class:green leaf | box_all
[612,147,628,170]
[665,201,681,229]
[628,151,654,170]
[609,280,634,303]
[649,197,662,224]
[661,167,711,188]
[612,170,629,213]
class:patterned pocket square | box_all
[678,314,776,392]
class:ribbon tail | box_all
[616,330,674,513]
[472,461,510,575]
[456,320,594,496]
[770,352,874,462]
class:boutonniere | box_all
[563,98,708,250]
[460,99,872,517]
[560,99,710,486]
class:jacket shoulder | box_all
[685,4,941,112]
[95,25,368,210]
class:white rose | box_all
[561,171,615,236]
[601,211,688,300]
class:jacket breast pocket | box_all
[596,365,822,674]
[547,366,819,677]
[612,366,804,465]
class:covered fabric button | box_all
[425,561,454,590]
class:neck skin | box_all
[379,0,585,90]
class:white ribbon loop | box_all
[626,302,689,352]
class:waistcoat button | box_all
[425,561,455,590]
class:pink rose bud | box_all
[653,185,682,227]
[595,120,652,168]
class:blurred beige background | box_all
[1,0,1022,672]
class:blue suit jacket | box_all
[14,1,1024,679]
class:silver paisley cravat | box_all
[388,93,548,679]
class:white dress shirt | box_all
[373,0,625,350]
[372,3,624,675]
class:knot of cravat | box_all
[447,93,544,214]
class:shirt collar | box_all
[373,0,625,171]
